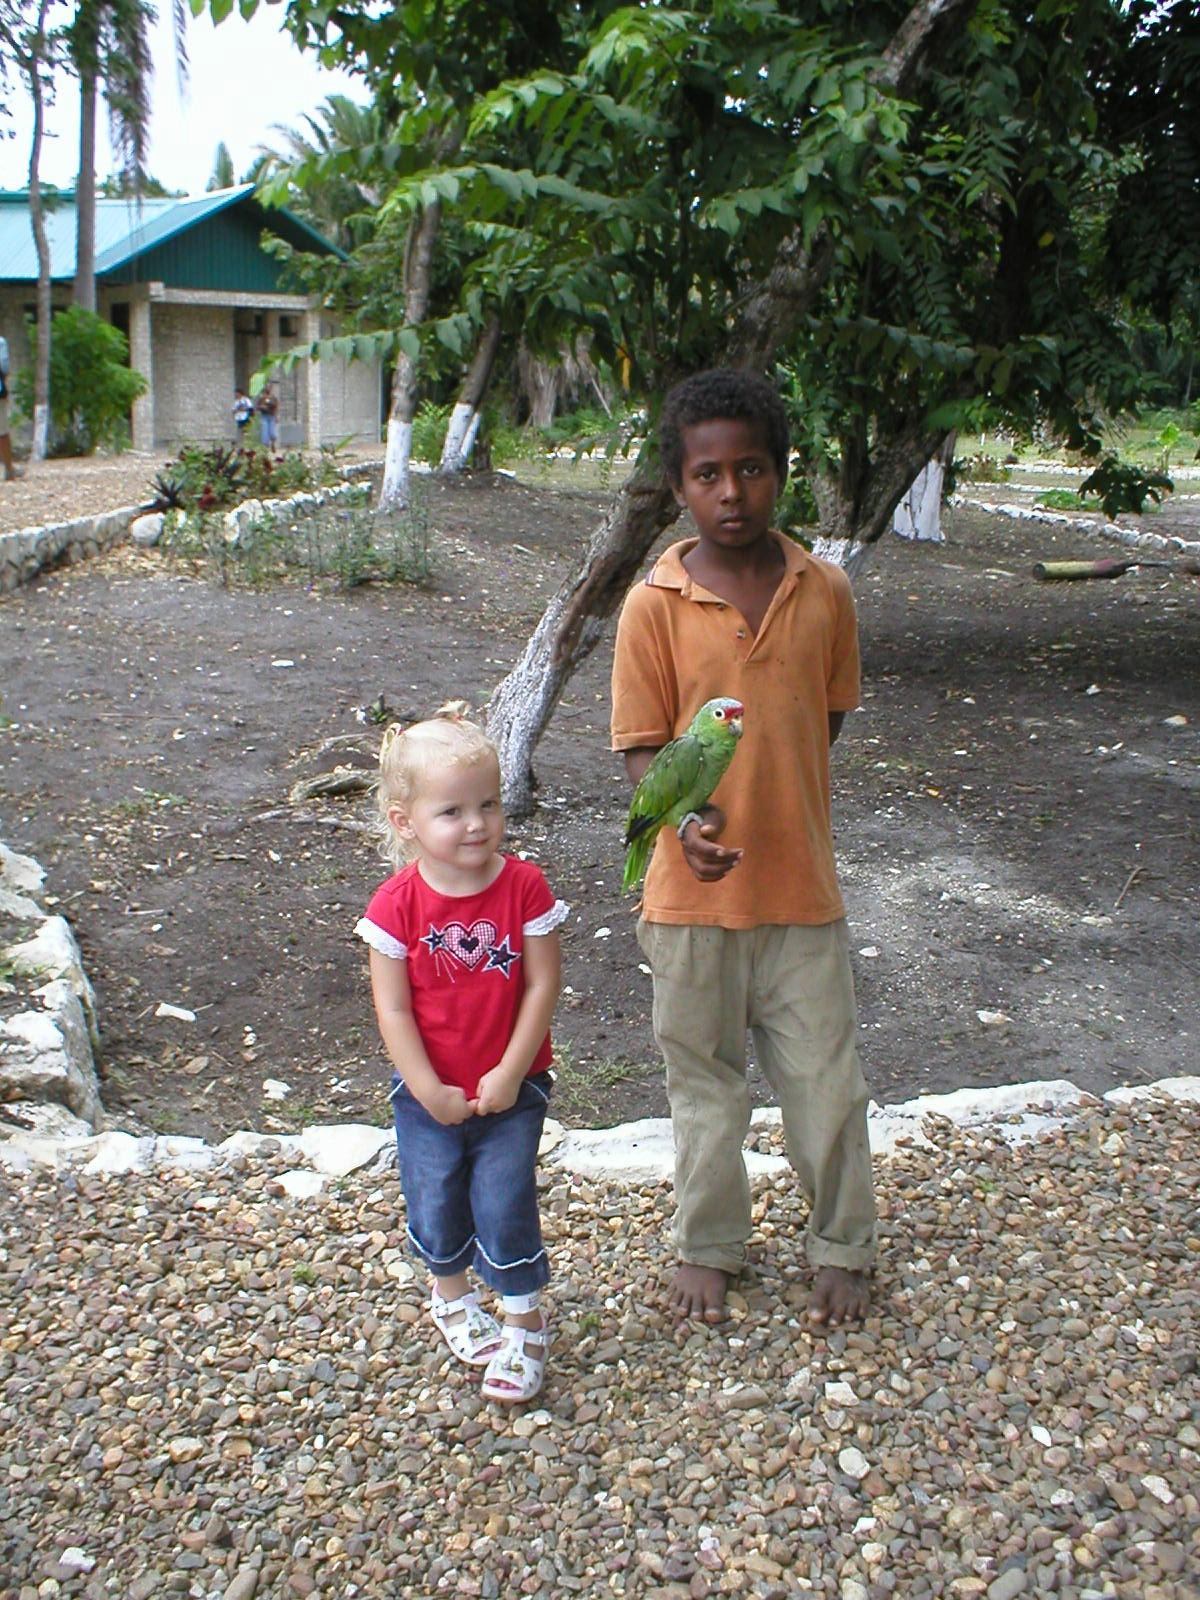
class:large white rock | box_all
[0,1102,95,1141]
[297,1123,394,1176]
[8,916,97,1016]
[130,512,165,547]
[0,985,103,1128]
[0,842,44,895]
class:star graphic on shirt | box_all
[420,925,448,956]
[483,936,519,977]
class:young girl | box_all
[355,707,568,1402]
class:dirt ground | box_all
[1,459,1197,1140]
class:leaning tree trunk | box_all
[487,472,681,814]
[487,0,982,808]
[73,70,97,312]
[27,0,53,461]
[440,314,500,474]
[379,198,442,511]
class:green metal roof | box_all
[0,185,346,288]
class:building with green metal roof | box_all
[0,186,381,451]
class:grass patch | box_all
[159,482,432,590]
[551,1044,652,1124]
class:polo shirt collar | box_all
[646,530,809,595]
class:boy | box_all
[233,387,255,438]
[610,368,876,1328]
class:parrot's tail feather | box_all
[624,811,659,848]
[622,833,651,893]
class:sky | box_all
[0,5,366,196]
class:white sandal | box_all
[430,1288,502,1367]
[481,1314,550,1403]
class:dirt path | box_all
[1,467,1197,1139]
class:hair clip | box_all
[378,723,407,764]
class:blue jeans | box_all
[390,1072,552,1295]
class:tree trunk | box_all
[73,70,97,312]
[810,420,949,547]
[487,472,680,814]
[487,0,983,808]
[892,431,956,542]
[379,199,442,511]
[27,0,53,461]
[439,313,500,473]
[520,343,561,429]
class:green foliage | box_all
[410,401,452,463]
[158,483,432,590]
[211,0,1200,544]
[147,444,339,514]
[955,454,1014,487]
[1079,454,1173,518]
[10,306,147,455]
[1036,489,1086,510]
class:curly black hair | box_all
[659,368,790,486]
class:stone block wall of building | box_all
[319,346,383,446]
[153,304,233,448]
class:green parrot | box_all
[622,697,745,892]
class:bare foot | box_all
[669,1263,729,1323]
[809,1265,869,1328]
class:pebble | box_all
[1,1097,1198,1597]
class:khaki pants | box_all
[637,919,876,1275]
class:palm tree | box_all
[254,94,381,251]
[69,0,188,312]
[207,141,236,192]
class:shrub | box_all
[147,442,327,514]
[10,306,148,455]
[158,481,431,590]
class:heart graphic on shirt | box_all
[441,919,499,970]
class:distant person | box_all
[256,381,279,449]
[232,387,254,440]
[611,367,876,1328]
[355,705,568,1403]
[0,332,17,481]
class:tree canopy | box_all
[206,0,1200,803]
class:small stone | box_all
[838,1447,871,1481]
[987,1570,1028,1600]
[224,1570,259,1600]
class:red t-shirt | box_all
[356,855,568,1097]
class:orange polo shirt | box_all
[611,532,860,928]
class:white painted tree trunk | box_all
[379,201,442,511]
[440,314,501,474]
[382,417,414,507]
[26,0,53,463]
[893,433,955,542]
[440,402,476,471]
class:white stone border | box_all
[2,1076,1195,1197]
[0,504,140,593]
[951,494,1200,559]
[0,460,384,593]
[0,842,104,1137]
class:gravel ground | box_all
[2,1093,1197,1600]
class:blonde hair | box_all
[374,701,501,867]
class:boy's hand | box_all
[421,1083,476,1125]
[680,806,743,881]
[474,1065,522,1116]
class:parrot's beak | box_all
[729,705,744,736]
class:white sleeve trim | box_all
[523,899,570,937]
[355,918,407,960]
